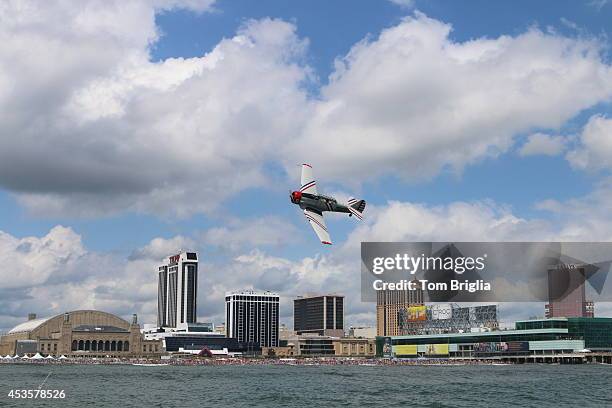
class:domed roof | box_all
[8,317,52,334]
[6,310,132,335]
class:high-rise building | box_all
[376,280,424,336]
[545,265,593,318]
[157,252,198,328]
[293,294,344,337]
[225,290,279,347]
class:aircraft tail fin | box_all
[347,198,366,220]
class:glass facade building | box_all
[378,317,612,357]
[294,294,344,336]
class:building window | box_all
[124,341,129,351]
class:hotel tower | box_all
[157,252,198,328]
[225,290,279,347]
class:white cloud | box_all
[0,8,611,218]
[3,183,612,332]
[388,0,415,9]
[200,216,300,251]
[0,232,192,332]
[0,226,85,290]
[535,178,612,241]
[128,235,195,261]
[286,13,612,183]
[519,132,568,156]
[566,115,612,171]
[0,1,311,218]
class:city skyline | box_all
[2,0,612,333]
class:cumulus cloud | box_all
[199,216,300,251]
[0,226,86,290]
[3,185,612,332]
[286,13,612,182]
[519,133,568,156]
[0,230,177,332]
[566,115,612,171]
[535,178,612,240]
[128,235,195,261]
[0,1,311,217]
[1,7,612,218]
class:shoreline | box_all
[2,357,607,367]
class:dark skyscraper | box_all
[293,294,344,337]
[157,252,198,328]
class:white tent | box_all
[6,355,13,359]
[58,355,68,360]
[31,353,44,360]
[12,354,19,359]
[44,355,55,360]
[20,355,30,359]
[0,355,6,360]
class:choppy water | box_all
[0,364,611,407]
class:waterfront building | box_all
[225,290,279,347]
[377,317,612,359]
[293,294,344,337]
[263,335,376,357]
[0,310,161,357]
[333,338,376,356]
[142,326,259,355]
[157,251,198,328]
[376,280,424,336]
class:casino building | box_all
[225,290,279,348]
[294,294,344,337]
[377,317,612,361]
[157,251,198,328]
[0,310,162,357]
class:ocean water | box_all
[0,364,611,407]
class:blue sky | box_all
[1,0,612,329]
[2,0,610,253]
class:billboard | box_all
[425,344,449,355]
[393,345,417,356]
[430,304,452,320]
[407,305,427,321]
[474,342,529,353]
[382,337,393,358]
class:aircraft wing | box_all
[303,208,331,245]
[300,163,317,194]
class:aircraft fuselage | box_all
[290,192,351,215]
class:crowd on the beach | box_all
[0,356,510,366]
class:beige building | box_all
[0,310,162,357]
[262,336,375,358]
[376,282,424,336]
[332,338,376,357]
[261,345,296,357]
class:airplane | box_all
[290,163,366,245]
